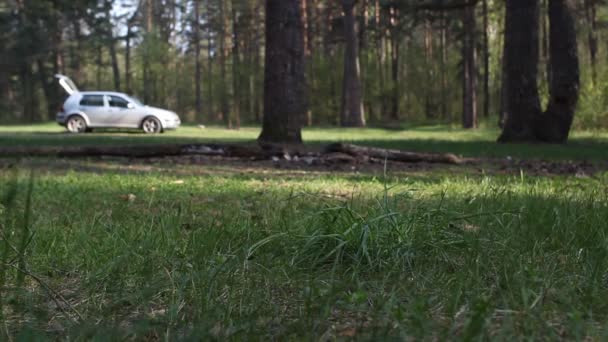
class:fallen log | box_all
[0,143,286,159]
[324,143,463,164]
[0,143,464,165]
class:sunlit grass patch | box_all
[0,164,606,339]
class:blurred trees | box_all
[0,0,605,133]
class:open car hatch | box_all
[55,74,79,95]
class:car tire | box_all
[141,116,163,134]
[66,115,87,134]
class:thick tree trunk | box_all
[462,3,477,129]
[340,0,366,127]
[258,0,307,144]
[536,0,579,143]
[497,0,541,142]
[498,0,578,143]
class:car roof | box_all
[78,91,130,97]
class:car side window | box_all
[80,95,105,107]
[109,96,130,108]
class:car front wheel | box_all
[142,117,163,134]
[66,115,87,133]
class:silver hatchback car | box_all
[56,75,181,134]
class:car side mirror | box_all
[127,103,135,109]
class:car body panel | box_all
[55,76,181,132]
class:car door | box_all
[79,94,107,126]
[107,95,140,128]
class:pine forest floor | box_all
[0,123,607,339]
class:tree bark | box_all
[232,2,241,130]
[498,0,578,143]
[389,6,400,121]
[258,0,307,144]
[583,0,598,83]
[482,0,490,118]
[194,0,203,121]
[462,3,477,129]
[536,0,579,143]
[218,0,230,127]
[497,0,541,142]
[340,0,366,127]
[109,38,120,91]
[125,22,132,94]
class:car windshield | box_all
[127,96,144,106]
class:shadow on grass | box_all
[1,128,607,161]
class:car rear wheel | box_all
[142,117,163,134]
[66,115,87,134]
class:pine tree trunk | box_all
[584,0,598,83]
[194,0,203,121]
[462,3,477,129]
[498,0,541,142]
[109,39,120,91]
[232,3,241,130]
[482,0,490,119]
[536,0,579,143]
[340,0,366,127]
[218,0,230,127]
[258,0,307,144]
[498,0,578,143]
[125,22,132,94]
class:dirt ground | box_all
[1,153,606,179]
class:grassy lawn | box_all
[0,161,606,339]
[0,125,607,339]
[1,122,608,160]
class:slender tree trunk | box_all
[232,3,241,129]
[440,8,448,120]
[36,59,56,120]
[340,0,365,127]
[109,38,120,91]
[301,0,313,126]
[219,0,230,127]
[71,20,83,85]
[206,0,214,121]
[125,22,132,94]
[96,44,103,90]
[462,3,477,129]
[389,6,399,121]
[194,0,203,121]
[482,0,490,118]
[584,0,598,83]
[258,0,307,144]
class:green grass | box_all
[1,161,608,339]
[1,122,608,160]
